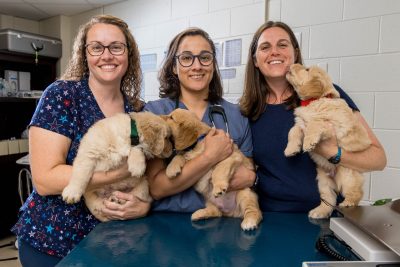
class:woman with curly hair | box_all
[12,14,149,266]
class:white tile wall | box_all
[347,93,374,127]
[143,71,160,99]
[189,10,230,39]
[105,0,171,28]
[210,0,253,12]
[281,0,343,27]
[362,173,371,201]
[344,0,400,20]
[310,18,380,58]
[375,130,400,168]
[154,18,189,49]
[380,14,400,53]
[231,3,265,36]
[172,0,208,19]
[340,54,400,92]
[134,25,157,50]
[267,0,281,21]
[370,168,400,200]
[293,26,310,60]
[375,93,400,129]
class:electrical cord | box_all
[316,234,349,261]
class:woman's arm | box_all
[314,112,387,173]
[30,126,132,196]
[228,160,256,191]
[147,128,233,200]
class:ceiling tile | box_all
[0,0,124,21]
[0,3,48,20]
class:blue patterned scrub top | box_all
[11,78,135,258]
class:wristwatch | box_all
[328,146,342,164]
[250,175,259,191]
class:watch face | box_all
[328,156,340,164]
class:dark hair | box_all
[61,14,143,111]
[239,21,303,121]
[158,27,223,104]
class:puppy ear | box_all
[310,67,340,98]
[143,121,168,156]
[135,113,170,156]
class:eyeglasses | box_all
[85,42,127,56]
[175,52,214,67]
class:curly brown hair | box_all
[239,21,303,121]
[61,14,143,111]
[158,27,223,104]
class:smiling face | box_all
[86,23,128,88]
[173,35,214,97]
[254,27,297,82]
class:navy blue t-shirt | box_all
[251,84,358,212]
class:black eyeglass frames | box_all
[175,51,214,67]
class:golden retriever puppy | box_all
[62,112,173,221]
[284,64,371,218]
[162,109,262,231]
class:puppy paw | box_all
[308,205,332,219]
[339,200,357,207]
[109,195,127,205]
[303,136,320,151]
[129,163,146,178]
[212,182,229,198]
[191,209,209,221]
[62,185,84,204]
[284,145,300,157]
[165,165,182,179]
[241,218,259,231]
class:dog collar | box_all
[182,134,206,152]
[300,94,334,107]
[130,119,139,146]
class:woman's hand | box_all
[101,191,150,220]
[228,165,256,191]
[202,128,233,164]
[313,135,339,159]
[313,112,386,172]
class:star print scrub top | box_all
[11,78,135,258]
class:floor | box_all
[0,235,21,267]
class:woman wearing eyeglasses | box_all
[144,28,257,213]
[11,15,149,266]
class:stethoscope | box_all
[174,99,229,134]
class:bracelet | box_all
[328,146,342,164]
